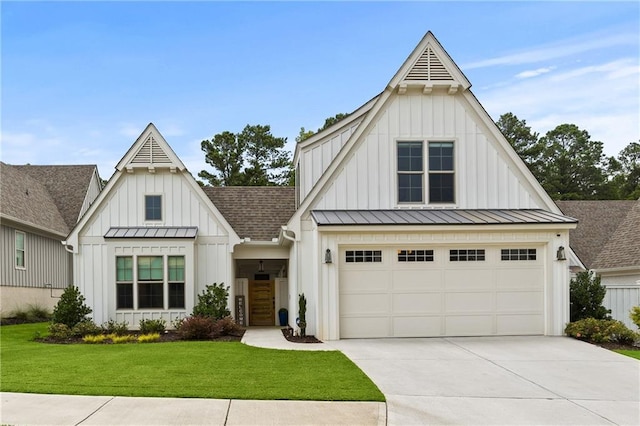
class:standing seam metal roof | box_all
[104,227,198,239]
[311,209,577,226]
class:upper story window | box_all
[15,231,25,269]
[145,195,162,221]
[397,141,424,203]
[428,142,455,203]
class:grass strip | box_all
[1,323,384,401]
[614,349,640,360]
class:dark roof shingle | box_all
[591,200,640,270]
[0,162,98,235]
[556,200,637,268]
[203,186,296,241]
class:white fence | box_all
[604,284,640,330]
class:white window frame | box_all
[115,254,186,311]
[427,141,456,204]
[15,231,26,270]
[397,140,425,204]
[144,194,163,223]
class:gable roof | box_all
[203,186,296,241]
[287,31,565,234]
[0,162,97,236]
[556,200,637,269]
[67,124,240,249]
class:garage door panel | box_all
[340,245,545,338]
[445,269,493,290]
[496,291,543,312]
[497,314,543,335]
[497,268,544,290]
[393,316,442,337]
[340,293,389,316]
[446,315,494,336]
[446,292,494,313]
[341,317,390,338]
[393,293,442,314]
[340,270,390,293]
[392,270,442,291]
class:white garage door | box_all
[339,246,545,338]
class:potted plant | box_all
[278,308,288,326]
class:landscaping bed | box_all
[281,327,322,343]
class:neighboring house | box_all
[557,200,640,329]
[0,162,102,316]
[66,32,578,339]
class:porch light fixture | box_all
[325,249,333,264]
[556,246,566,261]
[258,260,264,272]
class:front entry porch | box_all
[234,258,289,327]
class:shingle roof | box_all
[13,165,98,231]
[591,200,640,270]
[0,162,98,235]
[312,209,576,226]
[556,200,637,268]
[203,186,296,241]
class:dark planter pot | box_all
[278,309,288,326]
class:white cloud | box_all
[464,32,634,69]
[515,67,556,79]
[479,57,640,157]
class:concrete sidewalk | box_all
[0,393,386,425]
[1,328,386,426]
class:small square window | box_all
[145,195,162,221]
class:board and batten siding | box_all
[299,120,362,202]
[602,275,640,330]
[311,90,545,211]
[1,225,70,289]
[82,171,229,237]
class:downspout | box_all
[281,227,299,328]
[61,240,74,254]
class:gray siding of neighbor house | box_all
[1,224,71,289]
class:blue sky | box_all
[2,1,638,180]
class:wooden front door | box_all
[249,280,275,326]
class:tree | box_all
[535,124,608,200]
[608,141,640,199]
[52,286,92,328]
[569,271,611,322]
[296,112,350,144]
[199,125,291,186]
[495,113,542,176]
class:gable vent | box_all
[405,47,453,81]
[131,136,171,164]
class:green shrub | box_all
[139,318,166,334]
[10,304,51,324]
[138,333,161,343]
[565,318,638,344]
[569,271,611,322]
[101,319,129,336]
[111,334,136,344]
[51,286,92,328]
[630,306,640,330]
[176,316,217,340]
[83,334,107,344]
[193,283,230,319]
[71,320,101,337]
[47,323,72,340]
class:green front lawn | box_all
[615,349,640,360]
[0,323,384,401]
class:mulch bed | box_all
[281,327,323,343]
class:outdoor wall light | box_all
[556,246,566,261]
[258,260,264,272]
[325,249,333,264]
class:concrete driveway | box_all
[328,336,639,425]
